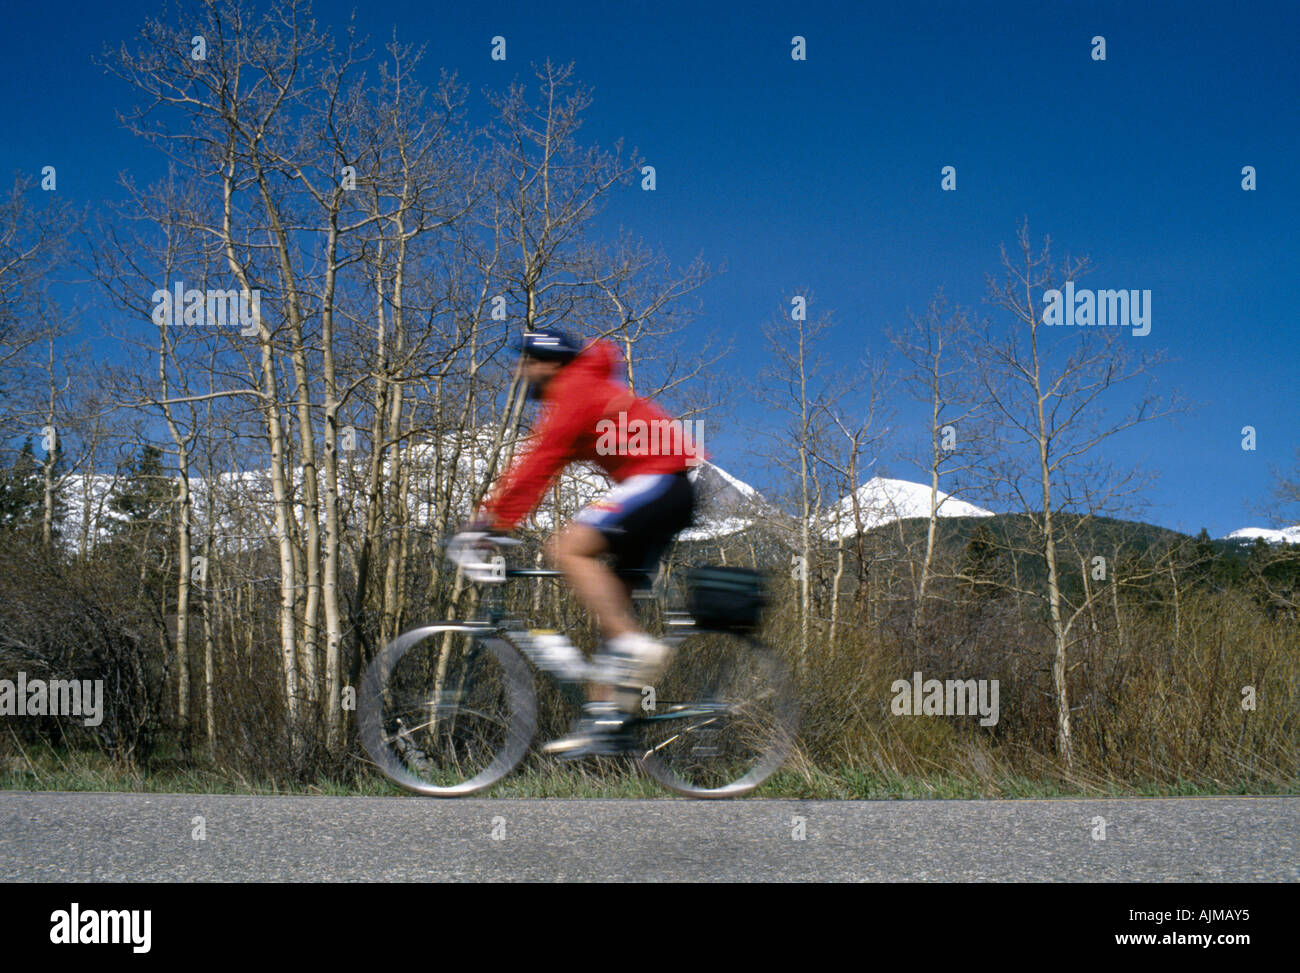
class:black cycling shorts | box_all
[572,472,696,584]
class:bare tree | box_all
[813,354,889,648]
[888,290,989,626]
[0,174,80,463]
[964,221,1183,766]
[755,298,840,669]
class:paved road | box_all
[0,792,1295,881]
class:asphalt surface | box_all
[0,792,1295,881]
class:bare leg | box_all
[550,523,639,703]
[550,523,637,639]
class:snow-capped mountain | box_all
[679,461,764,540]
[821,476,994,541]
[53,439,995,552]
[1219,525,1300,546]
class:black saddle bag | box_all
[686,566,768,631]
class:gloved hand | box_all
[447,523,517,582]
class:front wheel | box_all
[635,629,798,798]
[358,625,537,796]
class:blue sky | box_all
[2,0,1297,536]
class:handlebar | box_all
[446,532,518,583]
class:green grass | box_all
[2,742,1294,799]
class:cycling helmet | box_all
[518,328,581,363]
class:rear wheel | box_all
[635,629,797,798]
[359,625,536,796]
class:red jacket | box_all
[480,341,704,530]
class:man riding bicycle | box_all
[451,328,701,758]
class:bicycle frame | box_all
[460,566,697,692]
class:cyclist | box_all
[451,328,701,758]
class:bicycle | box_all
[357,538,798,798]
